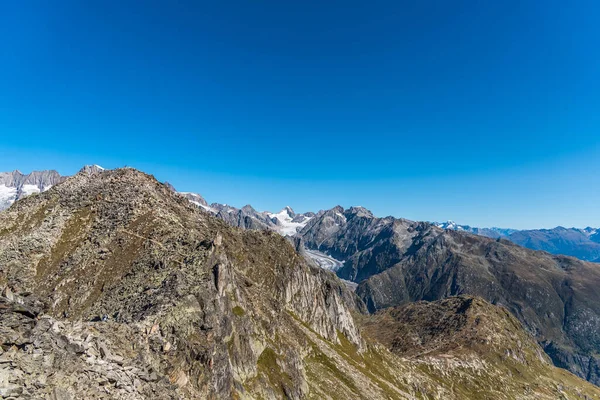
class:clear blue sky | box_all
[1,1,599,229]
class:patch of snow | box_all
[0,185,18,209]
[582,227,597,237]
[268,207,312,236]
[196,202,216,213]
[93,165,105,171]
[21,184,41,197]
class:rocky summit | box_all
[1,168,600,399]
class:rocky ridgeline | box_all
[0,170,66,190]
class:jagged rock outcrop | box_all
[213,204,274,231]
[78,164,106,175]
[195,203,314,236]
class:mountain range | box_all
[436,221,600,262]
[2,167,599,263]
[5,167,600,398]
[170,191,600,264]
[3,167,600,394]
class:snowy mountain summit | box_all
[268,206,313,236]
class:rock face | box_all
[299,206,429,282]
[2,168,599,399]
[213,203,275,231]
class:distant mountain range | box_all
[435,221,600,262]
[0,169,67,209]
[2,167,599,262]
[434,220,518,238]
[3,166,600,388]
[4,166,599,398]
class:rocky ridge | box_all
[0,168,364,398]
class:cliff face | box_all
[1,168,600,399]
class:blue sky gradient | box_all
[1,1,599,228]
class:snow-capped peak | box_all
[436,220,459,230]
[268,207,311,236]
[279,206,295,218]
